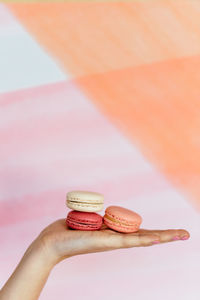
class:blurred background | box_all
[0,1,200,299]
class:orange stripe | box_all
[8,1,200,76]
[76,55,200,209]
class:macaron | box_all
[66,190,104,212]
[103,206,142,233]
[66,210,103,231]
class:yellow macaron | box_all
[66,190,104,212]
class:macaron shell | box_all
[105,206,142,225]
[66,211,103,231]
[67,190,104,203]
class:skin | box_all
[0,219,190,300]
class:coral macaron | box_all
[66,211,103,231]
[103,206,142,233]
[66,191,104,212]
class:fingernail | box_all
[172,236,180,241]
[152,240,159,245]
[181,235,189,240]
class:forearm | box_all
[0,240,55,300]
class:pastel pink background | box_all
[0,3,200,300]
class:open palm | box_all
[38,219,190,263]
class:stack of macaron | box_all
[66,191,104,231]
[66,190,142,233]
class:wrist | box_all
[24,238,57,271]
[30,228,71,267]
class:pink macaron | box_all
[103,206,142,233]
[66,210,103,231]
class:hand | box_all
[0,219,190,300]
[35,219,190,266]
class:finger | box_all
[119,234,160,248]
[155,229,190,243]
[139,229,190,244]
[139,229,190,240]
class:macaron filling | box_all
[68,220,98,226]
[67,216,101,225]
[67,196,103,204]
[68,200,102,205]
[104,214,136,227]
